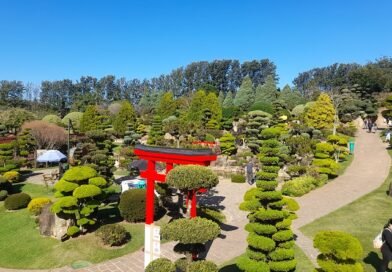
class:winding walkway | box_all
[292,119,391,264]
[2,119,390,272]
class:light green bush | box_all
[146,258,175,272]
[27,197,52,215]
[3,171,20,183]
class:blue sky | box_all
[0,0,391,87]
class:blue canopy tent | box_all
[37,150,66,163]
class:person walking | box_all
[58,158,69,179]
[245,160,254,185]
[373,122,378,133]
[368,120,373,133]
[386,130,391,143]
[379,219,392,272]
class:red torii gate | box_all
[133,145,217,267]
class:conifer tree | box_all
[234,76,254,111]
[304,93,336,130]
[254,75,277,104]
[245,111,271,154]
[218,91,225,106]
[157,91,177,119]
[237,130,296,272]
[80,105,100,132]
[279,85,305,110]
[113,101,136,136]
[222,91,234,108]
[148,116,164,145]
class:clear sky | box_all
[1,0,391,87]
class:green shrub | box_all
[42,114,62,124]
[62,166,97,183]
[3,171,20,183]
[198,207,226,223]
[119,189,159,222]
[287,165,307,177]
[314,230,363,272]
[67,226,80,237]
[166,165,219,190]
[27,197,52,215]
[73,184,102,199]
[281,176,318,197]
[4,193,31,210]
[316,142,334,154]
[187,260,218,272]
[0,190,8,201]
[88,177,107,188]
[237,255,269,272]
[96,224,129,246]
[146,258,175,272]
[231,174,246,183]
[247,233,276,252]
[54,179,79,193]
[175,258,188,272]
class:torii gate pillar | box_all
[133,145,217,268]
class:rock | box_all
[39,204,71,240]
[39,204,55,236]
[278,169,291,182]
[164,133,175,141]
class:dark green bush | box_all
[119,189,159,222]
[187,260,218,272]
[0,190,8,201]
[96,224,129,246]
[231,174,246,183]
[4,192,31,210]
[146,258,175,272]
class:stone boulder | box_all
[39,204,72,240]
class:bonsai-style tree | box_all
[112,100,136,137]
[237,130,296,272]
[246,110,271,154]
[304,93,336,130]
[148,115,164,145]
[219,132,236,156]
[161,217,220,264]
[166,165,219,217]
[51,166,109,236]
[313,231,363,272]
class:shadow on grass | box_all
[219,264,241,272]
[363,251,382,272]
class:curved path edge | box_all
[292,118,391,265]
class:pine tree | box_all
[218,91,225,106]
[304,93,336,130]
[237,131,296,272]
[245,111,271,154]
[148,116,164,145]
[234,76,254,111]
[157,91,177,119]
[222,91,234,108]
[279,85,305,110]
[113,101,136,136]
[254,75,277,104]
[219,132,236,155]
[186,90,207,124]
[80,105,100,132]
[204,92,222,126]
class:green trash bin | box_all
[349,141,355,154]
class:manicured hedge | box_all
[119,189,159,222]
[145,258,175,272]
[4,193,31,210]
[187,260,218,272]
[96,224,128,246]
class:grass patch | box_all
[300,150,392,272]
[0,203,144,269]
[336,153,354,176]
[217,246,313,271]
[0,182,144,269]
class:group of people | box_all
[364,118,378,133]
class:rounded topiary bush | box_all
[88,177,107,188]
[0,190,8,201]
[27,197,52,215]
[73,184,102,199]
[4,193,31,210]
[96,224,129,246]
[119,189,159,222]
[3,171,20,183]
[187,260,218,272]
[231,174,246,183]
[314,230,364,272]
[62,166,97,183]
[42,114,62,125]
[166,165,219,190]
[175,258,188,272]
[145,258,175,272]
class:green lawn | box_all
[0,182,145,269]
[218,245,314,272]
[300,150,392,272]
[336,153,354,176]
